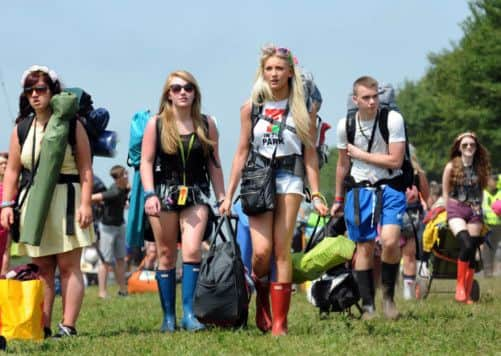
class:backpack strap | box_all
[377,107,390,144]
[17,114,36,148]
[345,111,356,145]
[249,102,262,145]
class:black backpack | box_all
[345,84,414,190]
[310,264,363,317]
[193,215,250,328]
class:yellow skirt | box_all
[17,182,95,257]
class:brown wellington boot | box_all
[455,260,469,303]
[270,282,292,336]
[254,277,272,332]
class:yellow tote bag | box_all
[0,279,44,340]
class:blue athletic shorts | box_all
[344,185,406,242]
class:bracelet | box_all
[311,192,327,205]
[216,199,225,208]
[0,201,16,208]
[335,196,344,203]
[143,190,157,200]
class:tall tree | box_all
[397,0,501,178]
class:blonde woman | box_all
[140,70,225,332]
[220,45,328,336]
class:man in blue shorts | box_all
[331,76,406,320]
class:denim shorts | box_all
[275,170,304,196]
[344,185,406,242]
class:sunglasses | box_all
[461,142,476,149]
[169,83,195,94]
[24,85,49,96]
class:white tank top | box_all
[252,99,303,158]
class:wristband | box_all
[311,192,327,205]
[335,196,344,203]
[144,190,157,200]
[0,201,16,208]
[216,199,225,208]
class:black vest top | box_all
[450,165,482,204]
[154,118,210,193]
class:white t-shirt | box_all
[336,110,406,182]
[252,99,303,158]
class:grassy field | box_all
[5,276,501,355]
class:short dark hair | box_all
[110,165,126,179]
[353,76,378,96]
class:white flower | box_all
[20,65,59,86]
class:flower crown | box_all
[20,65,59,86]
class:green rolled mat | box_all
[20,92,78,246]
[292,235,356,284]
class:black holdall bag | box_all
[239,103,288,216]
[193,215,250,328]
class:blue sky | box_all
[0,1,470,186]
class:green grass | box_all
[5,277,501,355]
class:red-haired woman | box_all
[442,131,490,303]
[0,65,94,337]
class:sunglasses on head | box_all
[24,85,49,95]
[461,142,476,149]
[169,83,195,94]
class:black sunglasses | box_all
[24,85,49,96]
[169,83,195,94]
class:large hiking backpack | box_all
[302,70,331,169]
[17,88,117,158]
[126,110,151,169]
[194,215,250,328]
[345,83,413,190]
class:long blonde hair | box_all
[157,70,214,155]
[250,44,311,146]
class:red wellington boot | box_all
[270,282,292,336]
[254,277,272,332]
[464,268,475,305]
[455,260,469,303]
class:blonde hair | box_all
[250,44,311,146]
[157,70,214,155]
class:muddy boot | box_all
[381,262,400,320]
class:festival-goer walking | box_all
[331,76,407,320]
[442,131,490,303]
[220,45,328,336]
[0,65,94,337]
[140,70,225,332]
[401,146,429,300]
[482,174,501,277]
[0,153,10,274]
[92,165,130,298]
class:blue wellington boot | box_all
[156,269,176,332]
[181,263,205,331]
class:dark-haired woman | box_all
[220,45,328,336]
[0,65,94,337]
[442,131,490,303]
[140,70,225,332]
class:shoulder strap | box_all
[249,103,262,144]
[345,111,356,145]
[17,115,36,148]
[377,108,390,144]
[68,116,78,148]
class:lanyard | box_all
[179,134,195,185]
